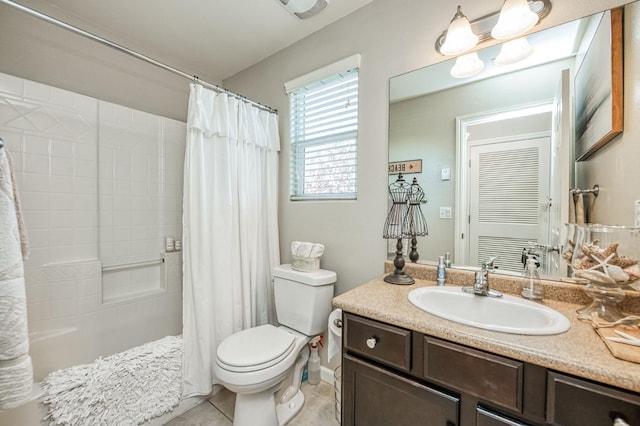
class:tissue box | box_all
[291,255,320,271]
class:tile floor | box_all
[165,380,340,426]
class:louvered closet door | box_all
[469,137,551,272]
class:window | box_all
[286,55,360,200]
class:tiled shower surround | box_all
[0,71,185,380]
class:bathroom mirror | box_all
[388,3,633,281]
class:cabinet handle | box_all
[613,418,630,426]
[366,337,378,349]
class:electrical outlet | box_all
[635,200,640,227]
[439,207,452,219]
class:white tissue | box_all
[309,243,325,258]
[291,241,325,259]
[291,241,302,257]
[328,309,343,363]
[299,242,313,257]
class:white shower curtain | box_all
[182,84,280,397]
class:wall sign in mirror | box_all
[388,160,422,175]
[575,8,624,161]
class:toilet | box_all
[214,264,336,426]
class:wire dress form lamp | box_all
[406,177,429,263]
[383,174,416,285]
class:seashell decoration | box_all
[573,240,640,284]
[563,238,575,262]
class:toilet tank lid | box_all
[273,264,336,286]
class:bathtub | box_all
[0,324,205,426]
[0,256,186,426]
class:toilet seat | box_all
[217,324,296,373]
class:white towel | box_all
[0,147,33,409]
[0,279,30,360]
[568,191,586,225]
[0,355,33,410]
[568,192,576,224]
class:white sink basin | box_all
[407,286,570,335]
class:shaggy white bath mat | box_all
[41,335,182,426]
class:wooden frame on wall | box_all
[574,7,624,161]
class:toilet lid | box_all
[217,324,297,372]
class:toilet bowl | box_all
[214,265,336,426]
[213,325,310,426]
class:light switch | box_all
[439,207,452,219]
[441,167,451,181]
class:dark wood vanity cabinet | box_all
[343,354,460,426]
[546,372,640,426]
[341,312,640,426]
[342,313,459,425]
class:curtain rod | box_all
[0,0,278,114]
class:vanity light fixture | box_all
[495,36,534,66]
[450,52,485,79]
[440,5,479,56]
[435,0,551,56]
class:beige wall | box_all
[577,3,640,225]
[223,0,631,294]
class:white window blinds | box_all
[287,60,359,200]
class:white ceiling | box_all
[10,0,375,82]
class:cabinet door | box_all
[547,372,640,426]
[342,354,459,426]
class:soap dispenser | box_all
[521,255,543,301]
[437,255,446,285]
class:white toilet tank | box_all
[273,264,336,336]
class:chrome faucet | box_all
[462,256,503,298]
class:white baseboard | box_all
[320,364,340,386]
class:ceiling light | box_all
[450,52,485,79]
[278,0,329,19]
[440,6,479,56]
[491,0,539,40]
[495,37,534,65]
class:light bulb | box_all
[491,0,539,40]
[440,6,479,56]
[450,52,485,79]
[495,37,534,65]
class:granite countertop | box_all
[333,268,640,394]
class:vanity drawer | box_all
[343,313,411,372]
[423,337,524,412]
[546,372,640,426]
